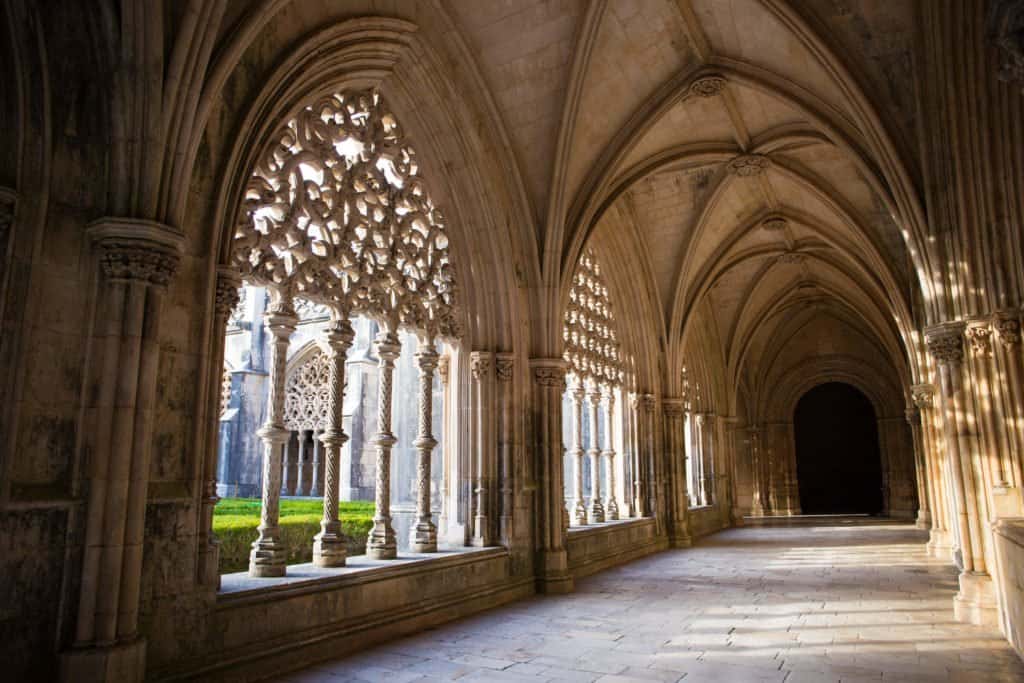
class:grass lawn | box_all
[214,498,375,574]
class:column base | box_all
[670,532,692,548]
[953,571,999,626]
[411,520,438,553]
[572,502,587,527]
[536,549,574,594]
[366,520,397,559]
[249,541,287,577]
[313,527,348,567]
[606,500,619,521]
[61,638,146,683]
[587,504,605,524]
[471,515,492,547]
[916,511,932,529]
[926,529,953,559]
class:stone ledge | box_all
[218,546,508,606]
[992,517,1024,547]
[567,517,665,579]
[566,516,652,538]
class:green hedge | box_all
[214,498,375,574]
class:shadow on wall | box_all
[794,382,884,515]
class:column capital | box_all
[910,383,935,408]
[638,393,656,411]
[495,352,514,382]
[320,317,355,351]
[529,357,567,388]
[993,309,1022,346]
[373,329,402,361]
[964,318,994,357]
[470,350,494,380]
[662,398,685,417]
[415,344,441,370]
[88,217,186,287]
[924,321,966,365]
[0,186,16,240]
[438,355,450,384]
[215,267,243,318]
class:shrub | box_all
[214,498,375,574]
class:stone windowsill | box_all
[566,517,652,537]
[217,545,508,606]
[992,518,1024,547]
[688,504,715,512]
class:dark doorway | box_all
[794,382,883,514]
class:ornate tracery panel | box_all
[283,350,331,432]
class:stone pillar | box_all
[297,431,310,495]
[312,318,354,567]
[530,358,573,593]
[62,219,184,681]
[725,418,745,525]
[281,433,296,496]
[366,328,400,559]
[496,353,515,545]
[569,377,587,526]
[629,394,645,517]
[749,426,766,516]
[663,398,691,547]
[249,290,297,577]
[470,351,495,546]
[311,429,324,497]
[411,341,439,553]
[694,413,707,505]
[198,269,241,588]
[993,311,1024,509]
[437,356,452,536]
[586,383,605,523]
[602,385,619,520]
[906,406,932,529]
[925,322,997,625]
[914,384,953,556]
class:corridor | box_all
[281,522,1024,683]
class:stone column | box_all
[629,394,645,516]
[470,351,495,546]
[62,219,184,680]
[249,290,297,577]
[366,327,400,559]
[281,433,296,496]
[313,317,354,567]
[411,341,439,553]
[693,413,707,505]
[925,322,997,625]
[663,398,691,547]
[297,431,310,495]
[724,419,744,525]
[749,426,766,516]
[639,394,657,517]
[531,359,573,593]
[311,429,323,497]
[913,384,952,556]
[993,311,1023,507]
[905,406,932,529]
[586,383,605,523]
[569,377,587,526]
[198,269,240,588]
[602,385,619,520]
[437,356,452,536]
[496,353,515,545]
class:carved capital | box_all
[689,74,726,97]
[437,355,450,384]
[726,154,771,177]
[910,383,935,409]
[994,309,1022,346]
[470,351,493,381]
[530,358,567,389]
[88,218,185,288]
[373,329,402,363]
[495,353,514,382]
[215,267,243,318]
[989,0,1024,91]
[0,187,15,242]
[924,322,966,365]
[965,320,993,356]
[639,393,656,411]
[322,317,356,353]
[663,398,685,418]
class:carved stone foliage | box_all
[911,384,934,409]
[283,350,331,431]
[925,323,965,365]
[295,297,330,321]
[726,154,770,177]
[965,322,993,356]
[689,75,726,97]
[994,310,1021,346]
[563,248,622,387]
[989,0,1024,90]
[227,286,247,328]
[233,89,460,339]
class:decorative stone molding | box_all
[283,350,330,431]
[470,351,493,380]
[924,322,966,365]
[689,75,726,97]
[911,384,935,409]
[662,398,685,418]
[776,251,805,265]
[215,267,243,318]
[965,321,993,357]
[233,88,460,339]
[994,309,1022,346]
[989,0,1024,90]
[531,361,567,389]
[438,355,451,384]
[726,154,770,177]
[88,218,186,287]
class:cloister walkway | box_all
[280,521,1024,683]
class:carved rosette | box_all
[994,310,1022,346]
[761,216,788,232]
[726,154,771,177]
[924,322,966,366]
[689,75,726,98]
[965,321,993,357]
[910,384,935,410]
[776,251,805,265]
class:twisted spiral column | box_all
[249,291,297,577]
[366,328,401,559]
[602,385,619,520]
[412,342,439,553]
[569,378,587,526]
[313,318,354,567]
[587,383,605,523]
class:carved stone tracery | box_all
[283,350,331,431]
[726,154,771,177]
[563,248,622,388]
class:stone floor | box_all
[278,521,1024,682]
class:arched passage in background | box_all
[794,382,883,515]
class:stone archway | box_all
[793,382,884,515]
